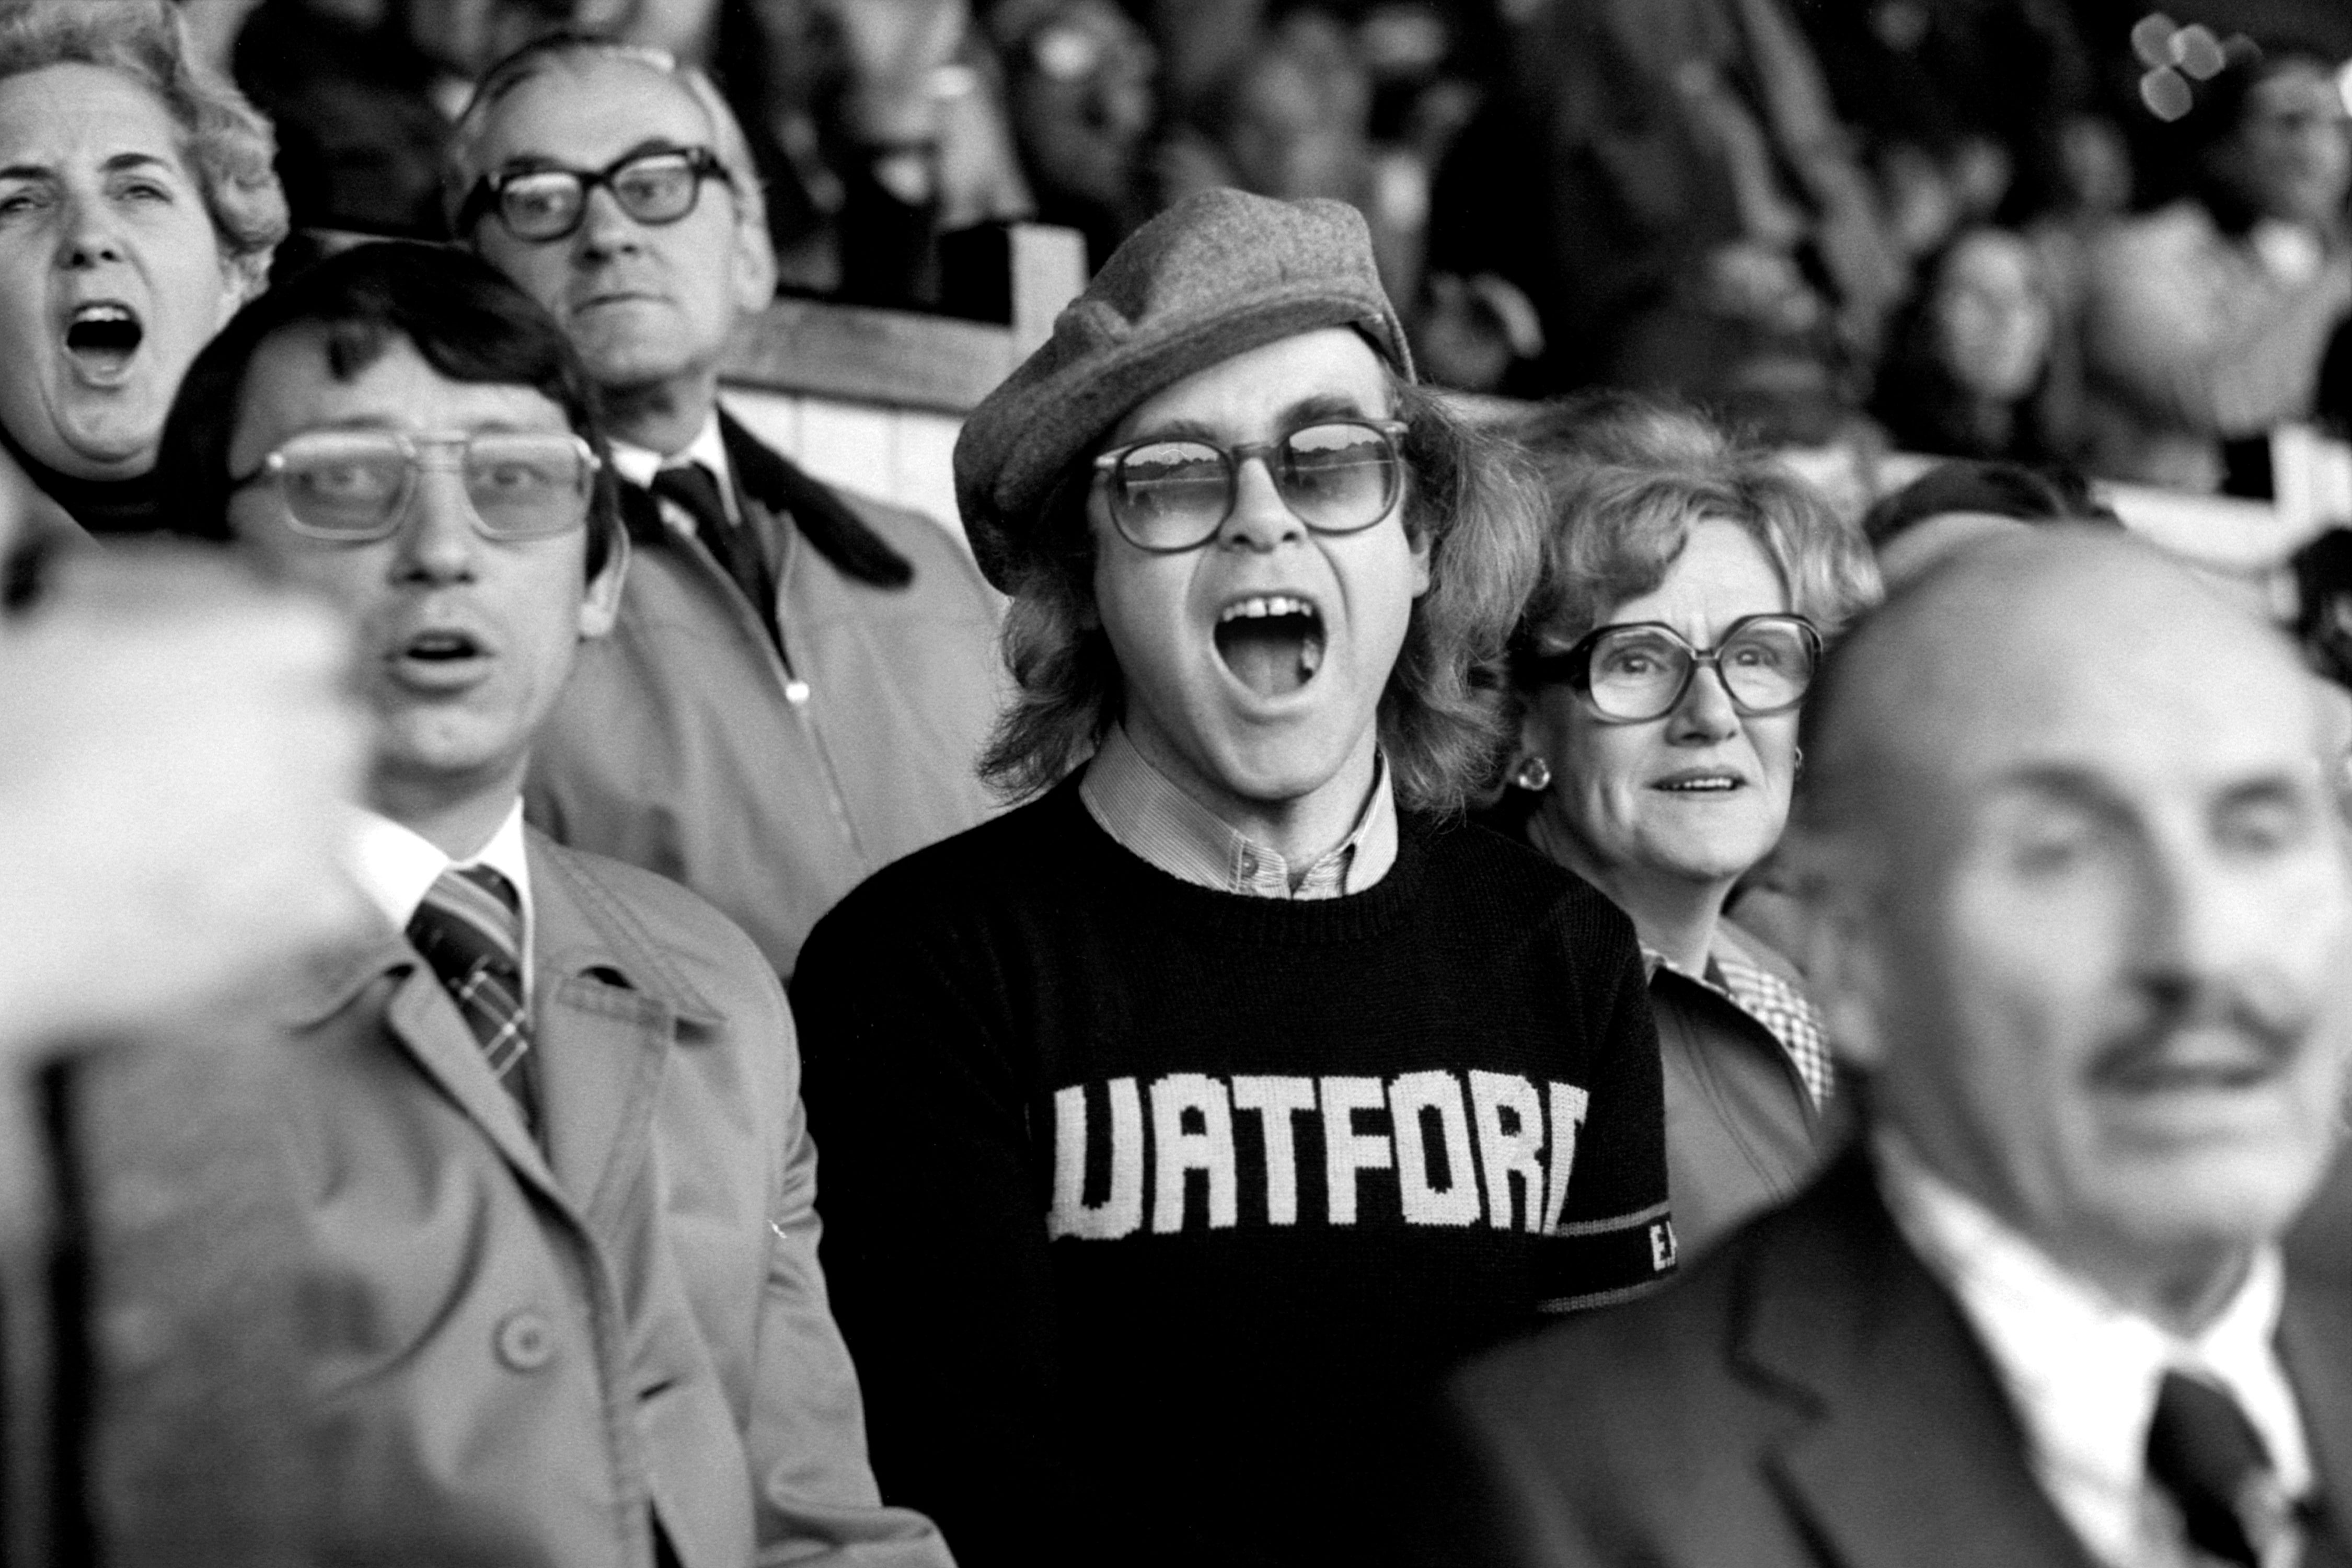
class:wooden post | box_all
[1009,224,1089,359]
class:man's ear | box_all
[729,210,780,319]
[578,527,629,641]
[1781,826,1893,1073]
[1407,524,1432,598]
[217,252,264,328]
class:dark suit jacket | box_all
[1427,1146,2352,1567]
[525,414,1001,982]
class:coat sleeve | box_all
[746,981,959,1567]
[1540,898,1676,1310]
[791,892,1080,1568]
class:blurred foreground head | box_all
[1790,531,2352,1321]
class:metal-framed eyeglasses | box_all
[458,145,733,243]
[1091,418,1409,553]
[1520,613,1823,723]
[232,430,602,543]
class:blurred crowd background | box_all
[175,0,2352,495]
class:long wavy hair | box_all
[0,0,286,296]
[979,375,1547,817]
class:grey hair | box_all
[442,33,770,264]
[0,0,286,296]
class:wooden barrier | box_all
[715,222,2348,586]
[719,224,1086,531]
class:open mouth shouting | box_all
[63,301,144,386]
[1214,593,1325,699]
[389,624,495,691]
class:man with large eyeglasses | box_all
[788,188,1675,1568]
[153,242,953,1568]
[441,36,1002,985]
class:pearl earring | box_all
[1512,756,1553,792]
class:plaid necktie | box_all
[407,864,536,1129]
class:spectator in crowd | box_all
[821,0,1033,308]
[986,0,1160,270]
[153,240,953,1568]
[1426,0,1904,440]
[1427,529,2352,1568]
[0,479,364,1568]
[1791,0,2105,246]
[1494,399,1876,1255]
[1871,226,2066,465]
[0,0,283,535]
[445,33,1002,982]
[1861,455,2120,589]
[710,0,1039,305]
[2081,46,2352,493]
[792,190,1675,1568]
[232,0,616,244]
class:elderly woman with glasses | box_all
[1498,396,1877,1256]
[0,0,284,539]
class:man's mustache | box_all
[2089,974,2318,1088]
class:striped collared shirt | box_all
[1079,723,1398,898]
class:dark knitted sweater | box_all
[792,778,1672,1568]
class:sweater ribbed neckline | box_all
[1046,775,1425,946]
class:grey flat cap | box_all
[954,188,1413,590]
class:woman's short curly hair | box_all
[1507,393,1881,677]
[0,0,286,296]
[980,373,1548,818]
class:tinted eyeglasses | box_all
[460,146,733,243]
[1523,614,1822,723]
[235,431,601,542]
[1091,418,1409,553]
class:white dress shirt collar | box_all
[1079,721,1398,898]
[1875,1127,2310,1568]
[350,798,536,985]
[608,410,736,527]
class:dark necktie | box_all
[2147,1368,2313,1568]
[406,864,536,1131]
[652,462,777,625]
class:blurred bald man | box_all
[1425,532,2352,1568]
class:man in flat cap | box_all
[791,188,1676,1568]
[1427,530,2352,1568]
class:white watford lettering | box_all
[1047,1069,1594,1238]
[1319,1076,1392,1225]
[1542,1082,1591,1235]
[1468,1070,1546,1233]
[1230,1075,1318,1225]
[1048,1078,1146,1239]
[1389,1071,1481,1227]
[1151,1074,1239,1232]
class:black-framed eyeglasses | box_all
[233,430,602,543]
[1521,613,1822,723]
[458,145,733,242]
[1091,418,1409,554]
